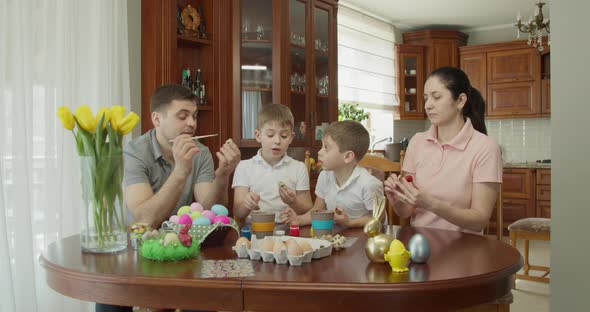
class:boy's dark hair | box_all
[257,103,294,130]
[150,84,196,113]
[323,120,370,162]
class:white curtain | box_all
[0,1,130,311]
[242,91,263,139]
[337,4,396,149]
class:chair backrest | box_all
[358,154,401,226]
[488,188,503,240]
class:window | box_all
[337,5,396,149]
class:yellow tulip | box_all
[96,107,111,129]
[57,106,75,130]
[110,105,126,131]
[117,112,140,135]
[74,105,97,133]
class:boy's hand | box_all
[278,183,296,206]
[243,192,261,211]
[334,207,349,226]
[279,207,298,225]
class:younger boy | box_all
[281,120,383,228]
[233,104,313,222]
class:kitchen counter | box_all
[503,162,551,169]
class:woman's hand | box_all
[384,174,401,205]
[393,178,436,211]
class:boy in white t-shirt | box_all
[233,104,313,223]
[281,120,383,228]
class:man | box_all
[124,84,240,228]
[96,84,240,312]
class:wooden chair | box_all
[485,190,503,241]
[358,153,402,225]
[509,217,551,285]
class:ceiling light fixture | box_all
[515,1,550,52]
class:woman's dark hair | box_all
[428,66,487,135]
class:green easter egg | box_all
[190,211,202,220]
[177,205,191,216]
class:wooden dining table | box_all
[39,226,522,311]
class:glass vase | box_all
[79,155,128,253]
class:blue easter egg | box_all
[192,216,212,225]
[408,233,430,263]
[211,204,229,216]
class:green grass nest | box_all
[140,238,200,261]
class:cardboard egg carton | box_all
[232,235,333,266]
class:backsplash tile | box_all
[393,118,551,163]
[486,118,551,163]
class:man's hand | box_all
[215,139,241,178]
[334,207,350,226]
[278,183,297,206]
[172,134,200,177]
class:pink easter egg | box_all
[169,215,180,223]
[201,210,216,221]
[178,214,192,225]
[190,202,204,212]
[213,215,230,225]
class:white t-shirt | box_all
[232,150,310,222]
[315,166,383,219]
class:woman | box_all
[384,67,502,233]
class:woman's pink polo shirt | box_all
[402,118,503,233]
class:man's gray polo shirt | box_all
[123,129,215,215]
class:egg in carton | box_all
[259,237,277,262]
[273,241,289,264]
[232,237,250,258]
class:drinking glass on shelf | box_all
[256,25,264,40]
[242,19,250,39]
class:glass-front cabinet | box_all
[233,0,337,150]
[395,44,426,120]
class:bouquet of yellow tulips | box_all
[57,105,139,252]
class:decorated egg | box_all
[190,211,202,220]
[190,202,204,212]
[212,215,230,224]
[408,233,430,263]
[235,237,251,249]
[169,215,180,223]
[201,210,216,221]
[211,204,229,216]
[177,205,191,216]
[178,214,192,225]
[192,216,211,225]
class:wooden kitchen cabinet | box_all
[459,40,549,118]
[541,79,551,115]
[502,168,534,199]
[536,169,551,218]
[231,0,338,151]
[402,30,468,75]
[490,168,551,234]
[460,52,487,103]
[395,44,426,120]
[487,81,538,116]
[487,49,539,83]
